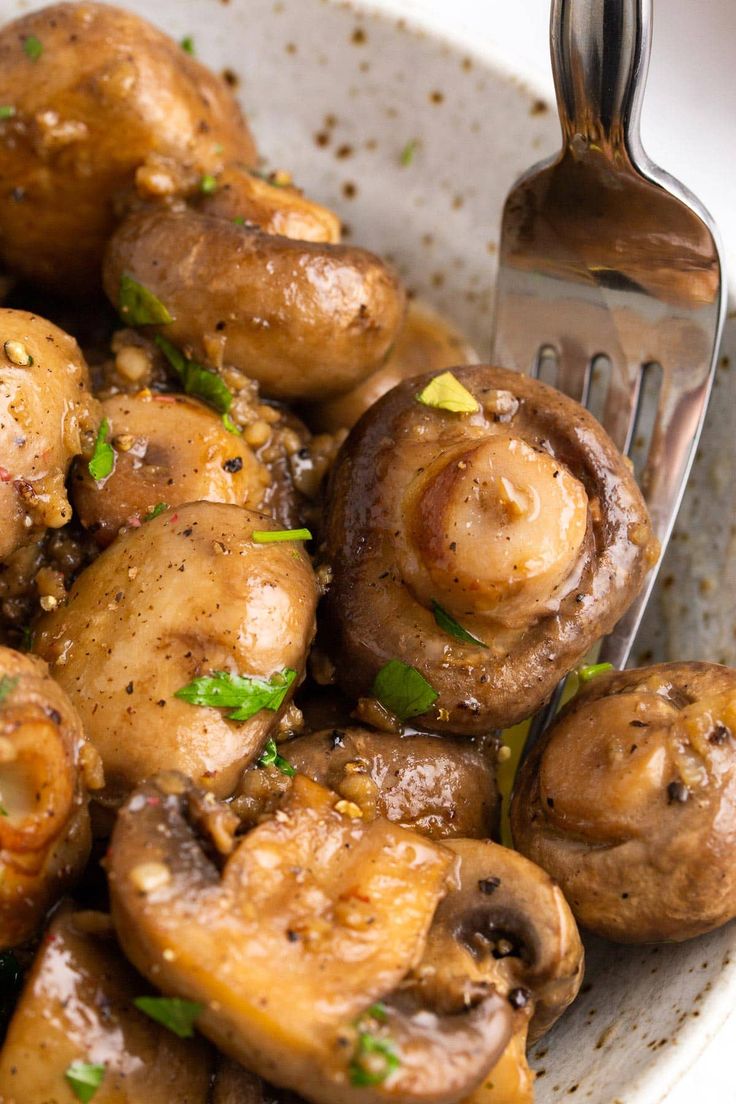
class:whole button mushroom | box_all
[71,392,271,546]
[0,2,257,293]
[33,502,317,805]
[268,725,499,840]
[323,365,657,734]
[102,207,407,402]
[108,773,509,1104]
[0,309,98,561]
[0,906,214,1102]
[511,661,736,943]
[0,646,94,949]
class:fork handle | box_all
[550,0,652,155]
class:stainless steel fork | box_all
[491,0,726,744]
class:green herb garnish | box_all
[155,336,233,415]
[175,668,296,723]
[64,1061,106,1103]
[371,660,438,721]
[431,600,487,648]
[365,1002,388,1023]
[416,371,479,414]
[199,173,218,194]
[232,215,246,226]
[0,675,18,704]
[133,996,202,1039]
[119,274,174,326]
[180,35,195,54]
[142,502,169,522]
[23,35,43,61]
[88,418,115,482]
[578,662,614,684]
[258,737,296,776]
[252,528,312,544]
[349,1032,400,1087]
[0,106,16,119]
[400,139,417,166]
[221,412,242,435]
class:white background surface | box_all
[366,1,736,1101]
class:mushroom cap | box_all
[34,502,317,802]
[323,365,656,733]
[511,661,736,942]
[109,772,495,1104]
[0,646,91,948]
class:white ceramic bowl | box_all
[7,0,736,1099]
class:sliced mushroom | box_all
[268,725,499,840]
[511,661,736,942]
[323,365,657,733]
[0,905,213,1101]
[102,207,406,401]
[108,772,465,1103]
[0,646,93,949]
[0,309,98,560]
[308,301,479,433]
[0,2,256,293]
[34,502,317,804]
[197,165,341,244]
[71,392,270,546]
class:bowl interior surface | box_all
[9,0,736,1100]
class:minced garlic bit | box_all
[39,594,58,611]
[115,344,151,383]
[4,339,32,366]
[129,861,172,894]
[335,798,363,819]
[162,948,177,962]
[79,742,105,790]
[497,744,512,763]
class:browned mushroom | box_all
[0,647,94,949]
[34,502,317,805]
[511,661,736,943]
[308,301,479,433]
[0,905,214,1101]
[196,165,341,244]
[102,207,406,402]
[0,309,98,561]
[71,392,271,546]
[323,365,657,734]
[0,2,256,293]
[240,725,499,840]
[108,773,510,1104]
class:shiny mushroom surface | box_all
[275,725,499,840]
[71,391,270,546]
[33,502,317,804]
[0,646,93,949]
[107,772,492,1104]
[0,906,213,1102]
[102,207,407,401]
[0,309,98,561]
[511,662,736,943]
[324,365,657,733]
[0,2,256,294]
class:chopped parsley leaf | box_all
[175,668,296,723]
[64,1061,106,1103]
[119,274,174,326]
[221,412,242,435]
[0,675,18,704]
[142,502,169,522]
[258,737,296,776]
[252,528,312,544]
[431,600,487,648]
[371,660,438,721]
[199,173,218,194]
[155,336,233,415]
[349,1032,400,1087]
[180,35,195,55]
[133,996,202,1039]
[400,139,418,166]
[88,418,115,482]
[416,371,479,414]
[23,35,43,61]
[0,106,16,119]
